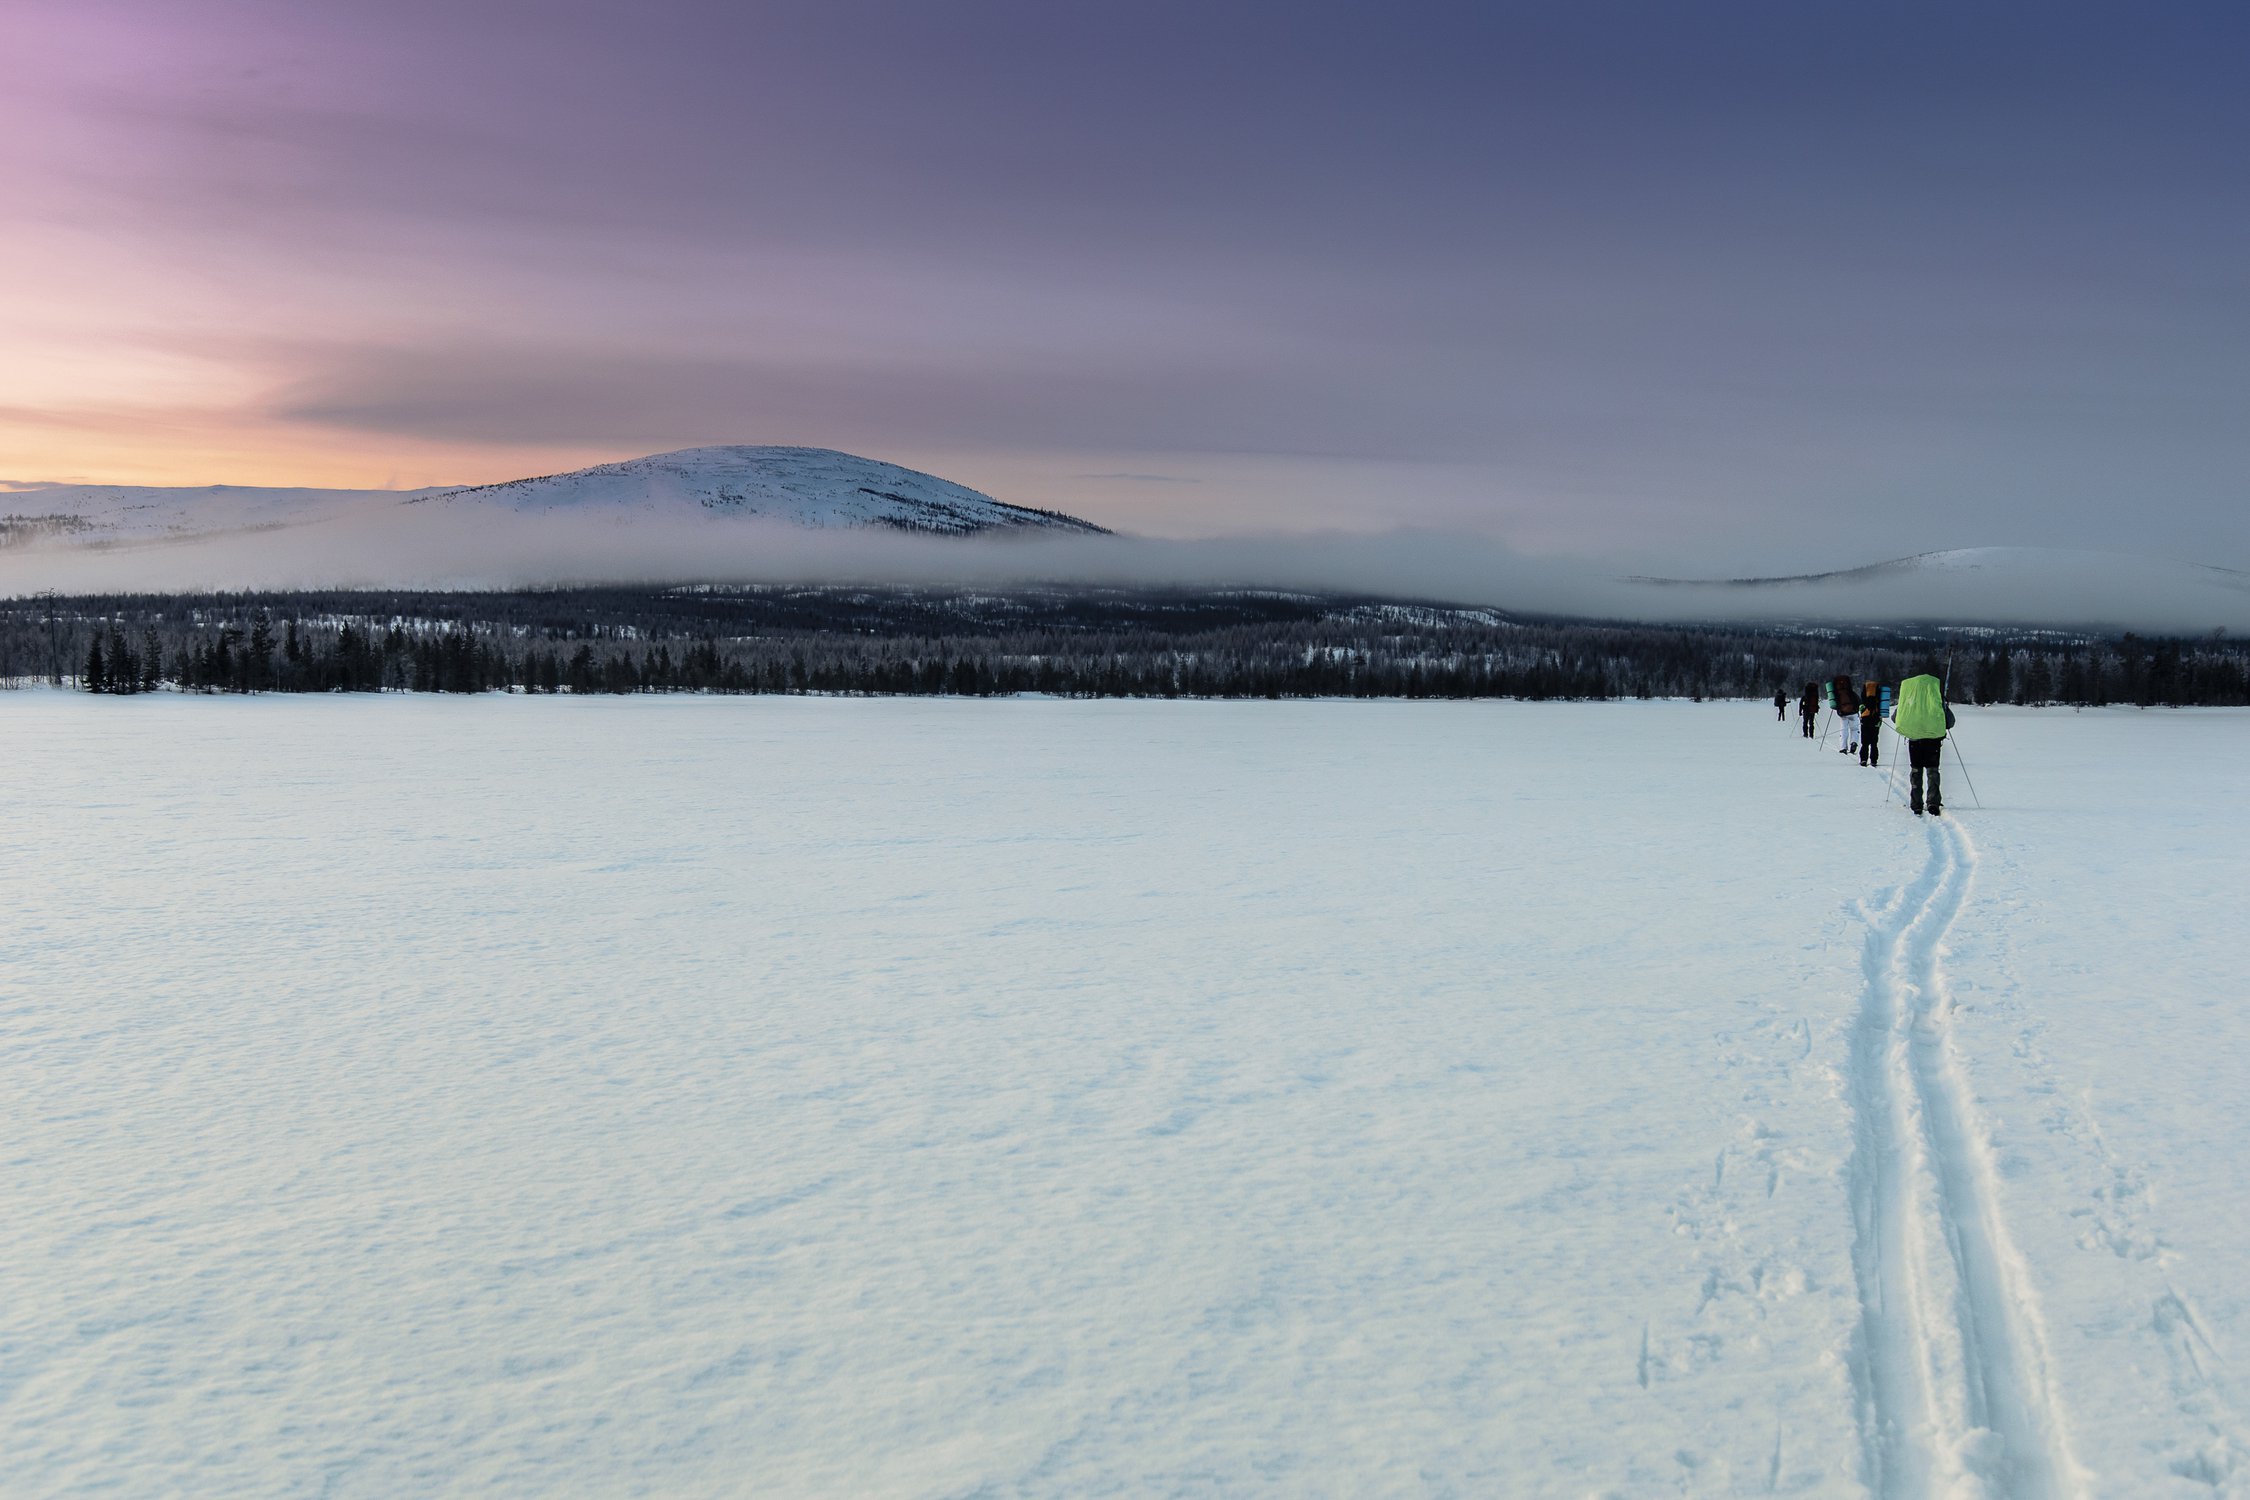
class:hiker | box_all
[1895,673,1956,815]
[1799,683,1820,739]
[1774,688,1788,722]
[1831,675,1862,756]
[1858,680,1883,766]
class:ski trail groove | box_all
[1845,820,2082,1499]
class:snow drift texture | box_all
[5,696,2246,1495]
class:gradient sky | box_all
[4,0,2246,569]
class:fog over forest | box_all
[1,503,2245,636]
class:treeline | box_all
[1952,637,2245,708]
[4,587,2246,705]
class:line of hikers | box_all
[1771,672,1956,815]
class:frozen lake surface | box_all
[3,694,2246,1497]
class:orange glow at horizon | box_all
[0,407,631,493]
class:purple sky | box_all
[4,0,2246,569]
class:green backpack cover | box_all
[1895,674,1948,739]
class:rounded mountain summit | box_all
[6,446,1110,544]
[418,447,1111,537]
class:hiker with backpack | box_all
[1894,673,1956,815]
[1799,683,1820,739]
[1830,675,1862,756]
[1774,688,1788,722]
[1858,681,1883,767]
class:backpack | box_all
[1896,675,1949,739]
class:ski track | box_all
[1846,819,2085,1499]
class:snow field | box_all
[1,695,2244,1497]
[1845,818,2078,1498]
[1899,710,2250,1497]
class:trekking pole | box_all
[1816,711,1832,749]
[1946,733,1985,810]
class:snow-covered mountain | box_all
[415,446,1110,536]
[1619,547,2250,631]
[0,481,432,545]
[1629,546,2250,593]
[0,446,1109,545]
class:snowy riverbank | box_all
[3,697,2243,1496]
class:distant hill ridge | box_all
[1627,546,2250,591]
[3,445,1111,543]
[1607,545,2250,632]
[418,446,1111,537]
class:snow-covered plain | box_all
[2,696,2244,1498]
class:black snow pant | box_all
[1859,721,1880,766]
[1908,737,1942,813]
[1801,710,1817,738]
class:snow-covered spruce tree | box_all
[247,610,275,693]
[102,628,136,694]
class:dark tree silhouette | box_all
[0,587,2241,707]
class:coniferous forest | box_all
[1,586,2245,705]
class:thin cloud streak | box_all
[1077,475,1202,485]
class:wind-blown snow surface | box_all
[2,697,2246,1497]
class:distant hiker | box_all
[1831,675,1862,756]
[1799,683,1820,739]
[1857,680,1883,767]
[1895,673,1956,815]
[1774,688,1788,722]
